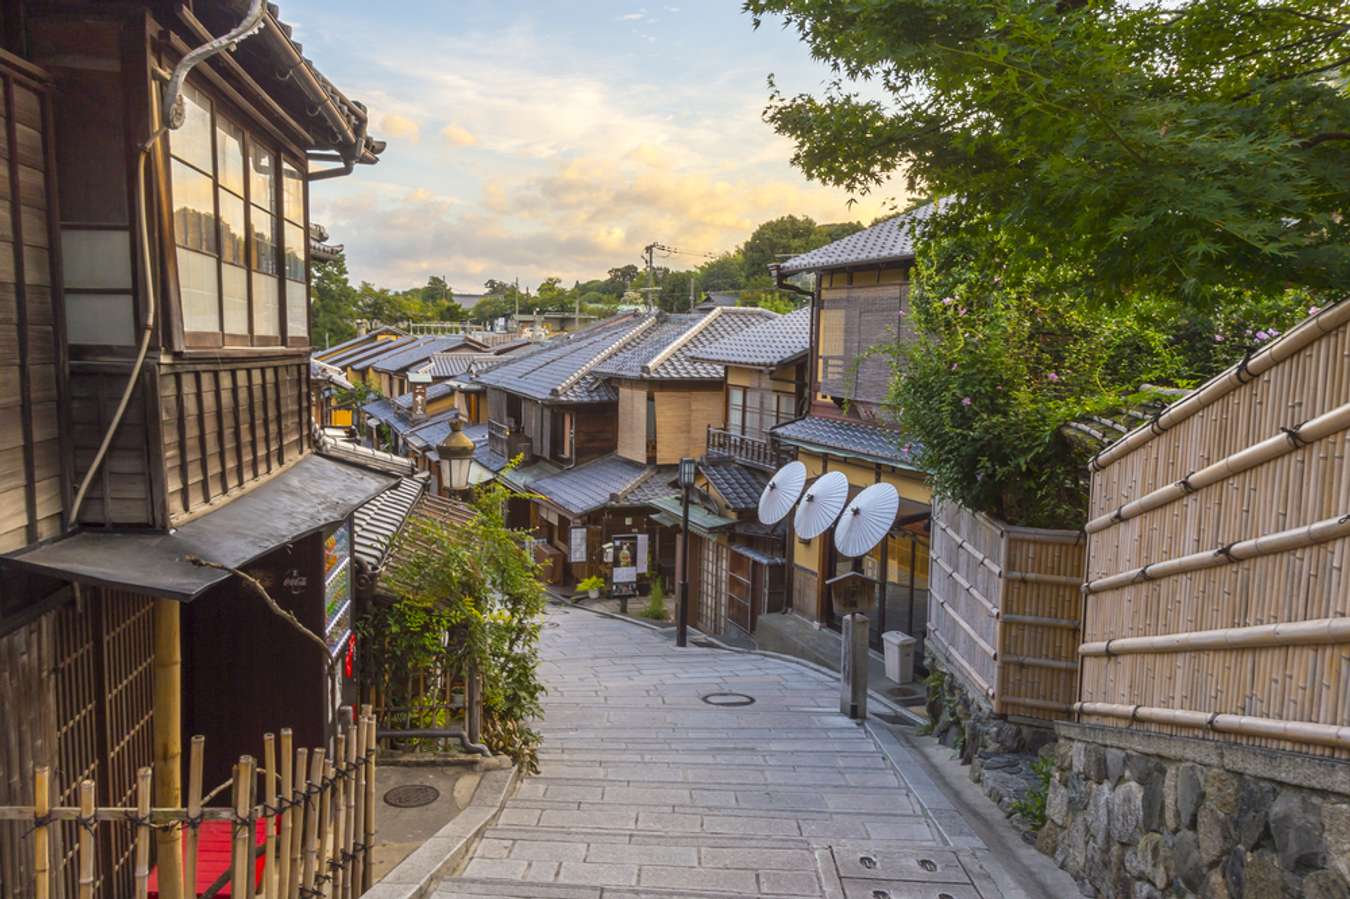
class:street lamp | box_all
[676,457,696,648]
[437,416,476,496]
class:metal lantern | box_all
[437,416,476,493]
[678,457,697,488]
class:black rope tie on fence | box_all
[298,886,324,899]
[1282,422,1310,449]
[1128,705,1141,725]
[1235,347,1256,384]
[1111,504,1126,523]
[1132,563,1153,583]
[1177,472,1197,496]
[182,812,205,833]
[1148,408,1165,436]
[20,813,53,838]
[1206,712,1221,731]
[1103,638,1115,658]
[1215,543,1238,563]
[76,813,98,838]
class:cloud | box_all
[441,123,479,147]
[619,12,644,21]
[380,113,421,143]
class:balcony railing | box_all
[488,418,532,461]
[706,426,781,470]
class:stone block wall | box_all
[1044,725,1350,898]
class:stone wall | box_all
[1044,723,1350,898]
[924,647,1056,835]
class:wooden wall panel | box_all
[617,382,646,462]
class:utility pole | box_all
[643,242,656,311]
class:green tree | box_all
[310,256,360,347]
[697,253,746,291]
[746,0,1350,301]
[741,215,819,281]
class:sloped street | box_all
[435,606,1073,898]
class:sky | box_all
[281,0,907,293]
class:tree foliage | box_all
[746,0,1350,301]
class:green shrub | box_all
[638,577,667,621]
[576,575,605,594]
[1010,755,1056,830]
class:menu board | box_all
[324,522,353,656]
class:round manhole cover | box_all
[383,784,440,808]
[701,692,755,707]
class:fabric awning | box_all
[2,454,398,601]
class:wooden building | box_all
[0,2,392,894]
[767,208,934,647]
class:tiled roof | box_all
[361,397,401,428]
[475,313,652,402]
[690,306,810,367]
[353,474,428,571]
[620,466,679,505]
[772,415,920,468]
[402,410,459,451]
[315,433,416,476]
[592,307,776,381]
[393,381,456,412]
[310,358,353,390]
[700,460,769,512]
[422,352,511,379]
[370,336,477,374]
[527,454,652,517]
[465,423,508,472]
[315,327,406,362]
[327,336,416,369]
[779,203,935,275]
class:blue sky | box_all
[283,1,905,292]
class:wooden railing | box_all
[928,500,1083,721]
[488,418,531,462]
[706,427,780,470]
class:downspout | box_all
[307,110,367,181]
[68,0,267,527]
[769,262,813,298]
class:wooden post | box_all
[319,758,334,897]
[344,721,357,899]
[152,599,184,899]
[301,749,325,895]
[78,780,96,899]
[361,716,376,893]
[350,718,366,896]
[263,734,278,899]
[332,733,346,899]
[134,767,152,899]
[185,735,204,898]
[230,757,254,899]
[33,766,50,899]
[278,729,294,899]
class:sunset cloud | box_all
[380,113,421,143]
[440,123,479,147]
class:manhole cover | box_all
[383,784,440,808]
[544,622,560,628]
[701,692,755,707]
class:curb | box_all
[548,596,925,725]
[363,764,519,899]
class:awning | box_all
[648,496,737,538]
[2,454,398,601]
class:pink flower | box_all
[1309,306,1321,316]
[961,396,973,407]
[1256,330,1270,341]
[902,443,913,455]
[1213,334,1225,343]
[957,307,968,317]
[1269,328,1280,337]
[941,297,956,306]
[950,362,958,371]
[1046,372,1060,382]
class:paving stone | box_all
[699,847,816,870]
[555,861,638,887]
[507,841,589,862]
[638,865,759,892]
[759,869,822,896]
[463,858,529,880]
[585,843,699,866]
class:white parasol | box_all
[793,470,849,540]
[834,482,899,558]
[757,460,807,525]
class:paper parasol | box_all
[793,470,849,540]
[834,482,899,557]
[757,460,807,525]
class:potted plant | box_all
[577,575,605,601]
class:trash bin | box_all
[883,631,917,685]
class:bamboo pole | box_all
[1082,616,1350,656]
[230,757,254,899]
[185,736,204,899]
[152,599,184,899]
[301,749,325,896]
[263,734,278,899]
[33,766,50,899]
[76,780,96,899]
[332,733,346,899]
[343,723,357,899]
[350,719,365,896]
[1075,701,1350,751]
[278,729,294,899]
[361,716,375,893]
[319,758,334,897]
[289,747,308,899]
[134,767,152,899]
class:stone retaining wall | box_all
[1043,724,1350,898]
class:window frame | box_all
[167,77,310,352]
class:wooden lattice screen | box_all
[1080,302,1350,758]
[928,500,1083,720]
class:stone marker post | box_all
[841,612,869,720]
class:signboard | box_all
[569,527,588,563]
[636,533,649,574]
[324,522,353,657]
[611,535,638,586]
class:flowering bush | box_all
[890,227,1317,529]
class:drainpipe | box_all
[769,263,814,298]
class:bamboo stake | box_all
[350,719,365,896]
[332,733,346,899]
[301,749,325,896]
[134,767,152,899]
[77,780,95,899]
[362,716,376,893]
[33,766,50,899]
[278,730,294,899]
[263,734,278,899]
[289,747,308,899]
[185,735,204,899]
[230,757,254,899]
[319,758,335,897]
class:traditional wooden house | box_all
[767,208,934,648]
[366,334,488,398]
[0,2,392,893]
[313,324,406,361]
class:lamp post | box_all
[437,416,476,497]
[676,457,696,648]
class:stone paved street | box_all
[434,606,1073,898]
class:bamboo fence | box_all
[0,712,379,899]
[928,500,1084,720]
[1079,300,1350,758]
